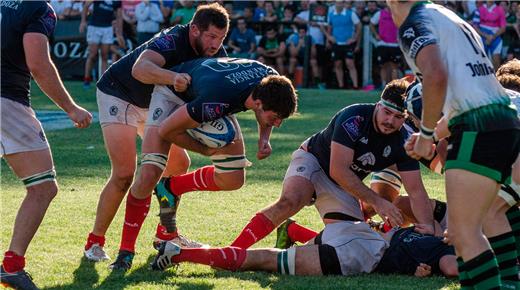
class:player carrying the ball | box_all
[110,57,297,270]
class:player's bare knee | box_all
[111,170,135,192]
[27,180,58,202]
[275,194,301,215]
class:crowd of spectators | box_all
[51,0,520,90]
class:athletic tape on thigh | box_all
[22,168,56,187]
[210,154,252,173]
[141,153,168,170]
[370,169,402,191]
[277,248,296,275]
[498,182,520,207]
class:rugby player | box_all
[229,78,436,250]
[84,3,229,262]
[387,1,520,288]
[109,57,297,270]
[0,1,92,288]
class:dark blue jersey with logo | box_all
[375,227,455,275]
[165,57,277,123]
[97,24,227,108]
[89,1,121,27]
[306,104,419,180]
[1,1,57,107]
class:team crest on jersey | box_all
[403,27,415,39]
[360,137,368,144]
[202,103,228,121]
[296,166,306,173]
[357,152,376,166]
[342,116,364,141]
[383,146,391,158]
[109,106,118,116]
[152,35,176,51]
[153,108,163,120]
[42,5,57,35]
[39,131,46,142]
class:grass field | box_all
[0,82,458,289]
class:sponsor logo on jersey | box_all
[342,116,364,141]
[383,146,391,158]
[409,36,436,59]
[39,131,46,142]
[357,152,376,166]
[42,7,57,35]
[202,103,229,121]
[296,166,306,172]
[465,61,494,77]
[151,35,176,51]
[403,27,415,39]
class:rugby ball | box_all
[405,80,423,120]
[186,116,236,148]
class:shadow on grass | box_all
[43,257,98,290]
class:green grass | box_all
[1,82,458,289]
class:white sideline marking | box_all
[36,110,99,131]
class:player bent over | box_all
[229,78,436,250]
[109,57,297,270]
[0,1,92,288]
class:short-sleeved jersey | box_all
[161,57,278,123]
[327,8,359,44]
[306,104,419,181]
[89,1,121,27]
[1,1,57,107]
[97,24,227,108]
[398,3,511,122]
[375,227,455,275]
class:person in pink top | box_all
[370,3,402,88]
[472,0,507,69]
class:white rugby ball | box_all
[186,116,236,148]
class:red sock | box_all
[2,251,25,273]
[119,193,151,253]
[230,213,275,249]
[169,166,220,196]
[155,223,178,240]
[85,232,105,250]
[173,246,246,271]
[287,222,318,243]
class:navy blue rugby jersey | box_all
[89,1,121,27]
[97,24,227,108]
[306,104,419,180]
[1,1,56,107]
[164,57,278,123]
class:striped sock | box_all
[488,232,519,288]
[457,257,474,290]
[464,250,501,290]
[506,206,520,259]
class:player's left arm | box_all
[158,104,217,156]
[257,124,273,160]
[399,169,436,235]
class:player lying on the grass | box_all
[109,57,297,270]
[228,78,437,251]
[150,223,458,278]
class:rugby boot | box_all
[108,250,134,271]
[150,242,181,271]
[0,266,39,290]
[275,218,296,249]
[153,224,205,250]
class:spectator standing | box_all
[228,17,257,59]
[65,0,84,19]
[80,0,124,89]
[171,0,196,25]
[50,0,71,19]
[286,25,319,86]
[370,3,401,87]
[279,4,296,39]
[324,0,361,89]
[472,0,507,69]
[257,26,286,74]
[156,0,174,27]
[507,4,520,60]
[135,0,163,45]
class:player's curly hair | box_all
[381,77,409,111]
[497,73,520,93]
[252,75,298,119]
[191,3,229,32]
[496,58,520,77]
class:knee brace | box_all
[277,247,296,275]
[22,168,56,188]
[141,153,168,171]
[210,154,252,173]
[370,169,402,192]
